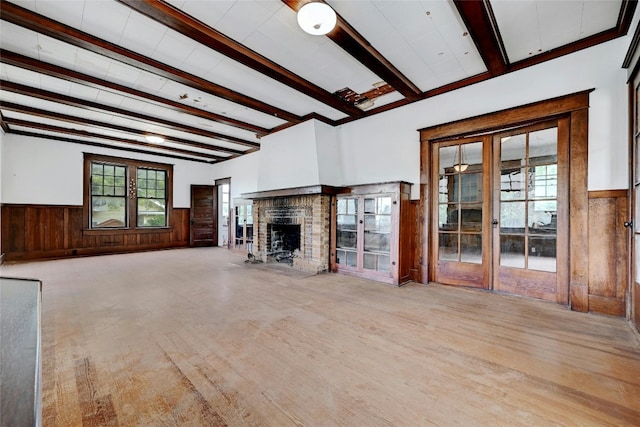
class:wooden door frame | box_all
[419,90,591,310]
[629,75,640,328]
[215,178,231,249]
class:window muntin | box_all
[85,155,172,230]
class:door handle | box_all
[624,220,633,228]
[492,219,498,228]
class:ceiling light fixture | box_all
[145,135,164,144]
[453,145,468,172]
[297,2,337,36]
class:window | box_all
[85,154,172,230]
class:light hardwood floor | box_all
[2,248,640,426]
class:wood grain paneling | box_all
[634,283,640,329]
[587,190,628,316]
[1,204,190,261]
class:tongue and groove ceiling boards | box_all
[0,0,635,163]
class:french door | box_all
[432,119,568,302]
[433,138,490,288]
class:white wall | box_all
[315,120,344,186]
[1,36,633,205]
[256,120,320,191]
[1,134,213,207]
[210,37,632,201]
[338,37,630,199]
[210,151,259,201]
[254,119,343,192]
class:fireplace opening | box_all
[268,224,301,265]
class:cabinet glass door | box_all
[337,195,394,274]
[363,196,392,272]
[336,198,358,267]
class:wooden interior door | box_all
[492,120,568,302]
[190,185,216,247]
[432,138,491,288]
[431,121,569,302]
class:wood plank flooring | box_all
[1,247,639,426]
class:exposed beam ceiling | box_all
[0,1,304,124]
[117,0,364,118]
[0,49,269,135]
[0,0,636,163]
[4,117,223,161]
[0,80,260,150]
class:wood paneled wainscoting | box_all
[588,190,629,316]
[1,204,190,262]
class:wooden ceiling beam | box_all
[0,49,269,136]
[3,118,223,162]
[0,111,8,133]
[116,0,364,118]
[0,1,303,125]
[0,102,242,158]
[453,0,509,76]
[0,80,261,150]
[282,0,422,102]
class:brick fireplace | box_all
[243,186,344,273]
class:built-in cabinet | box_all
[332,182,412,286]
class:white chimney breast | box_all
[257,119,343,191]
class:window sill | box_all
[83,227,174,236]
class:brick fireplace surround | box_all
[243,186,344,273]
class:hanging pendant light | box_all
[453,145,468,172]
[297,2,337,36]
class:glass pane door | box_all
[234,202,253,252]
[235,205,245,247]
[438,141,483,264]
[493,123,561,301]
[336,198,358,267]
[498,128,557,272]
[363,196,392,272]
[336,195,395,275]
[433,139,489,288]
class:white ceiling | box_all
[0,0,633,163]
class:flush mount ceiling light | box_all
[145,135,164,144]
[297,2,337,36]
